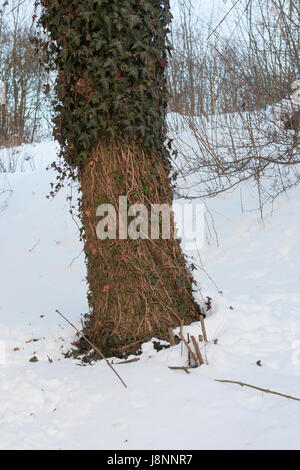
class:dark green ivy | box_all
[39,0,172,166]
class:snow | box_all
[0,139,300,450]
[272,80,300,124]
[0,80,5,106]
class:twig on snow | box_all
[215,379,300,402]
[168,366,192,374]
[56,309,127,388]
[179,332,199,366]
[29,238,40,253]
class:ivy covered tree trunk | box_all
[40,0,200,357]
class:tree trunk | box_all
[79,141,200,357]
[40,0,201,358]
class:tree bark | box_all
[78,142,200,357]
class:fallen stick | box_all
[56,309,127,388]
[169,366,192,374]
[115,358,140,365]
[215,379,300,402]
[168,327,175,346]
[167,371,300,403]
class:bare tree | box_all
[168,0,300,209]
[0,3,50,149]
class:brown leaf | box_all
[76,78,85,88]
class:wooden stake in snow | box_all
[191,335,204,366]
[200,315,208,343]
[169,366,191,374]
[56,309,127,388]
[179,332,199,366]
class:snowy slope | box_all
[0,141,300,450]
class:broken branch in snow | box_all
[179,332,199,366]
[200,315,208,343]
[115,358,140,365]
[56,309,127,388]
[168,366,192,375]
[191,335,204,366]
[215,380,300,402]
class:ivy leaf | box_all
[29,356,39,363]
[128,14,141,29]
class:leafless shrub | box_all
[0,145,36,172]
[168,0,300,209]
[0,3,51,151]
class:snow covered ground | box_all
[0,140,300,450]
